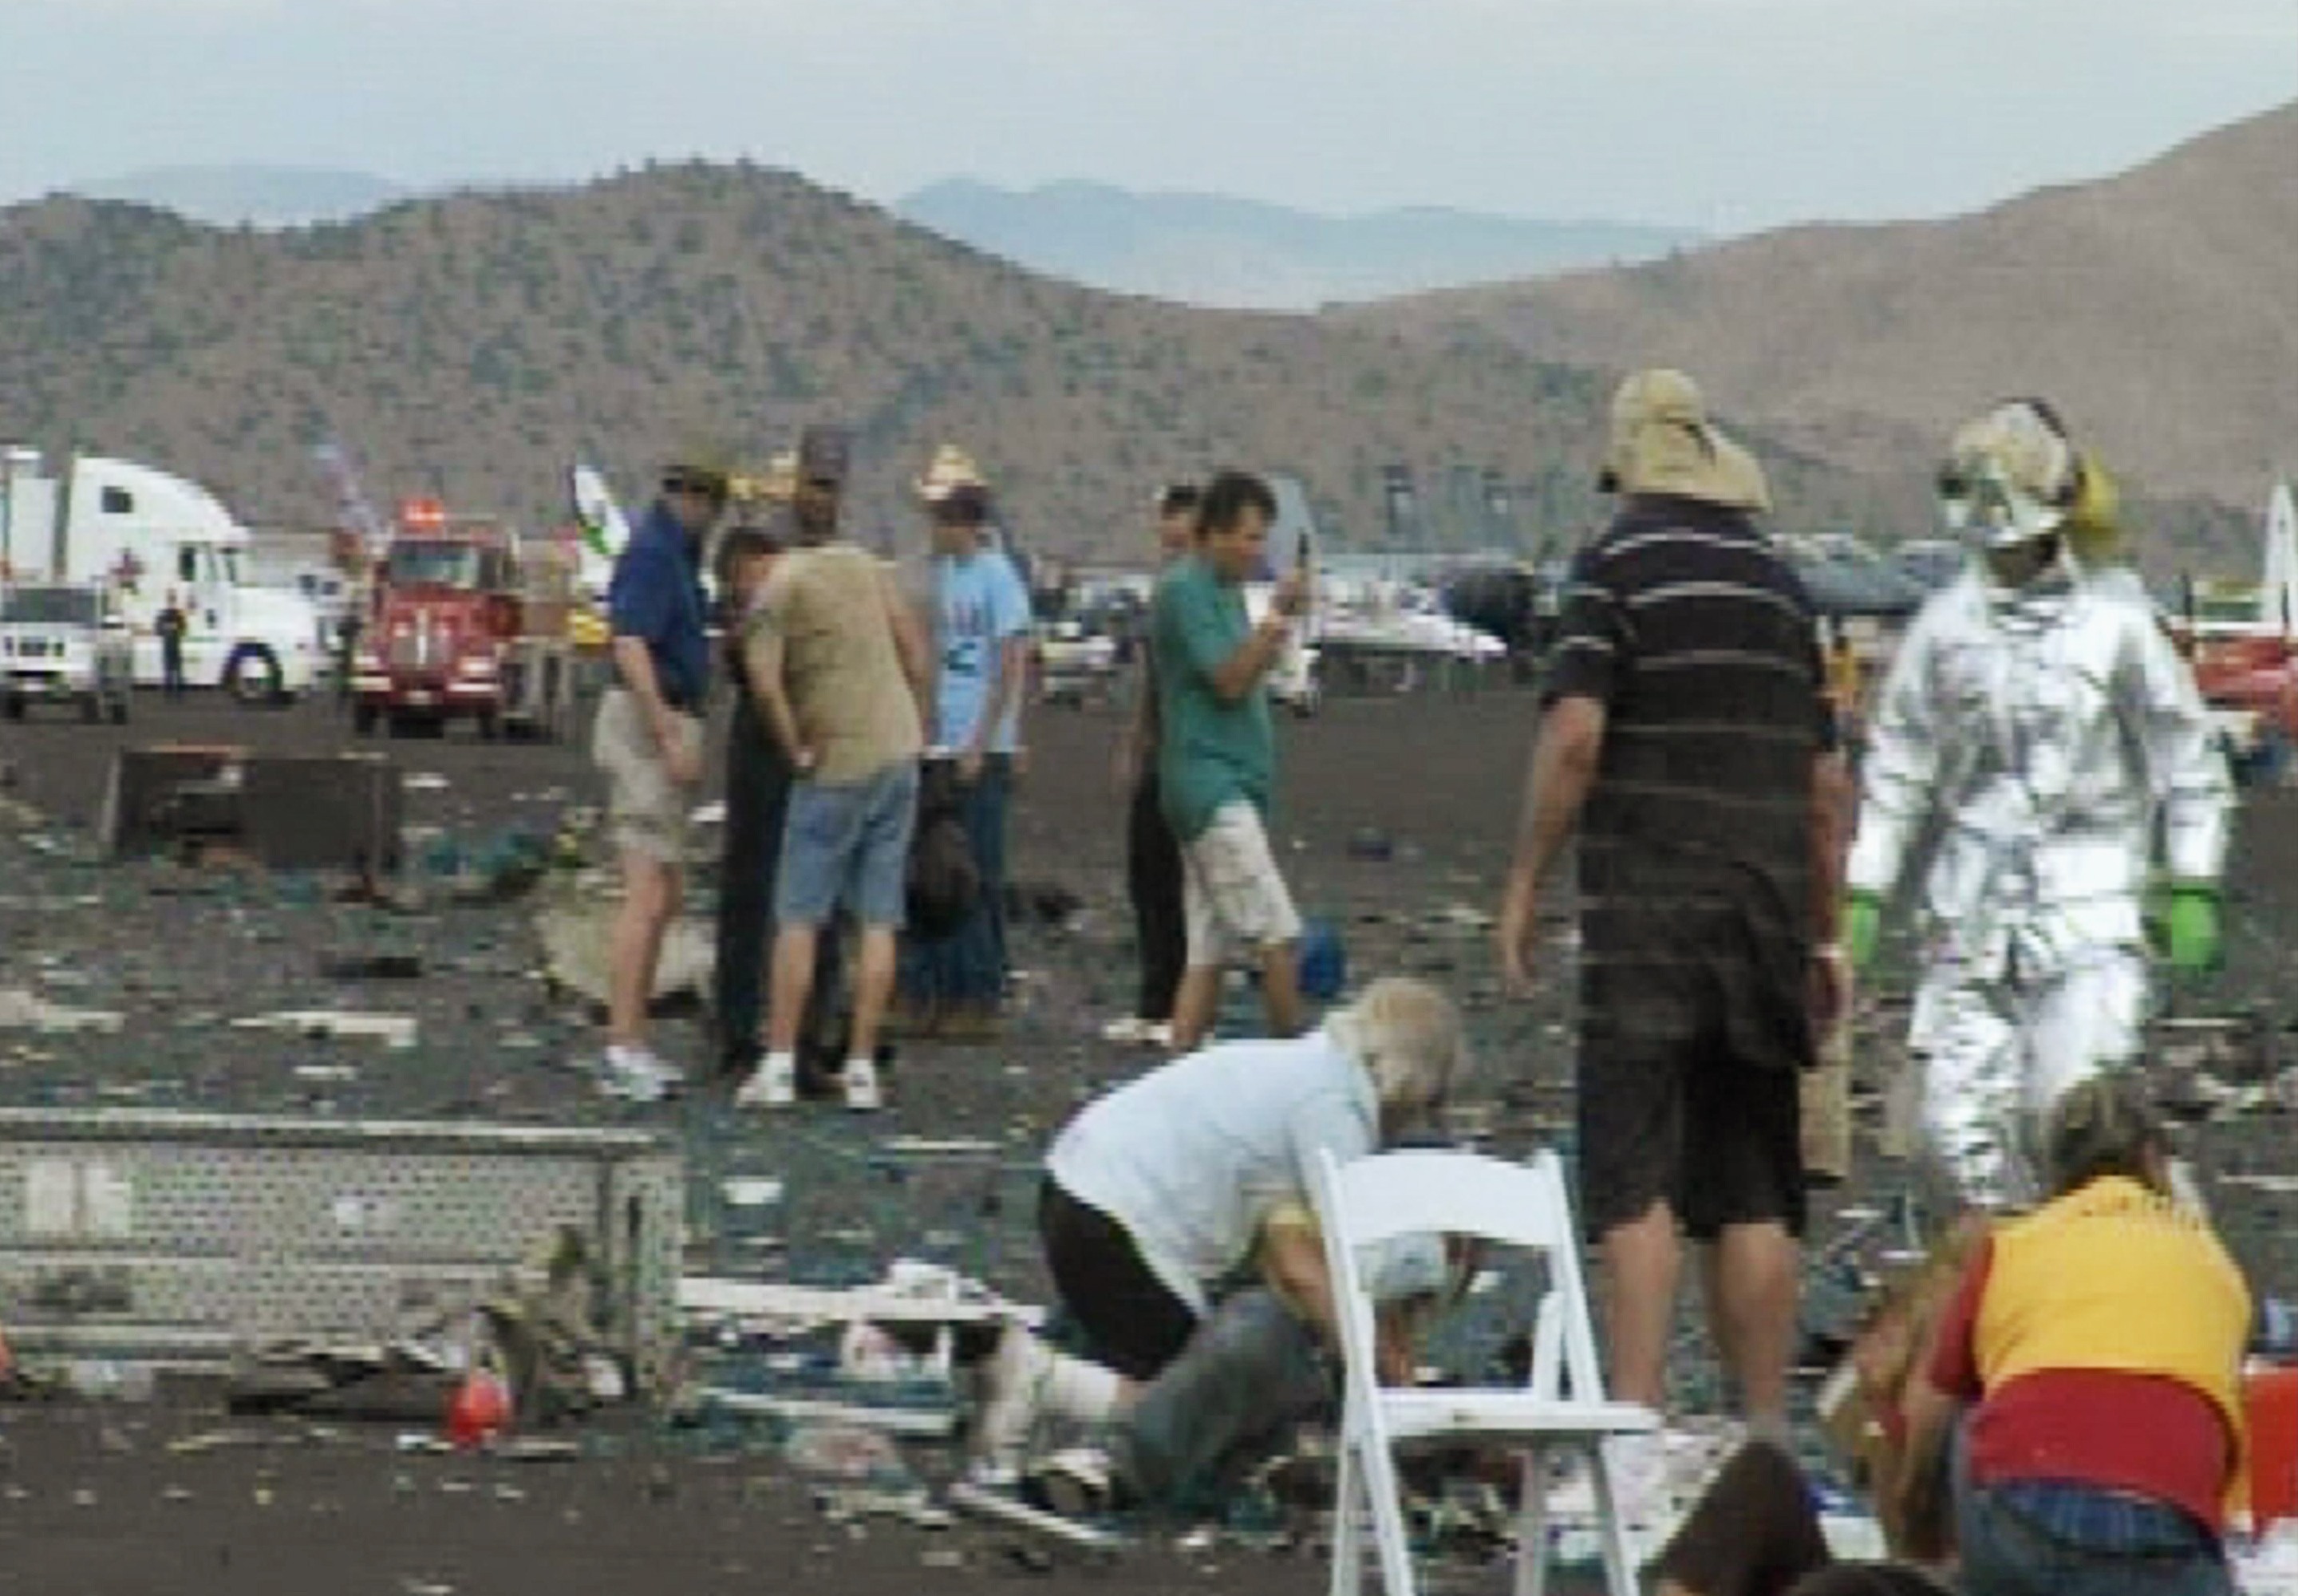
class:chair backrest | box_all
[1316,1148,1574,1252]
[1312,1145,1611,1407]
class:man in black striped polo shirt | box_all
[1498,369,1848,1497]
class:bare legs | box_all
[608,850,680,1049]
[1601,1199,1798,1432]
[1167,943,1304,1055]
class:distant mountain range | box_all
[896,179,1702,310]
[11,107,2283,572]
[75,166,407,228]
[1354,99,2298,547]
[64,167,1700,310]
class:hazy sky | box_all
[3,0,2294,230]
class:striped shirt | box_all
[1543,495,1831,1066]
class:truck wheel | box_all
[2,696,22,721]
[476,711,500,742]
[224,646,285,706]
[108,695,129,726]
[353,703,378,737]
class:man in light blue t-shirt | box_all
[898,460,1033,1037]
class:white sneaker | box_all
[597,1045,680,1103]
[1602,1432,1672,1527]
[970,1321,1051,1485]
[1548,1432,1668,1524]
[1029,1445,1115,1517]
[843,1057,883,1112]
[1143,1021,1174,1049]
[1100,1016,1152,1044]
[733,1053,796,1109]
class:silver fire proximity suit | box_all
[1846,562,2231,1208]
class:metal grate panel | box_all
[0,1110,684,1393]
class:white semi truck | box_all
[0,448,326,701]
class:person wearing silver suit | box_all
[1843,399,2231,1212]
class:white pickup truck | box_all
[0,582,133,723]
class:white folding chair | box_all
[1310,1146,1656,1596]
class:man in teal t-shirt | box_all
[1151,470,1309,1051]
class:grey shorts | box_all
[775,760,920,930]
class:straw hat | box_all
[729,449,799,506]
[915,444,989,504]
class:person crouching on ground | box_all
[969,976,1467,1484]
[1153,469,1311,1051]
[1896,1072,2251,1595]
[592,448,727,1101]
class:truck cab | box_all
[351,503,538,738]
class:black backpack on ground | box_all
[906,762,980,941]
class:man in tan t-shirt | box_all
[736,427,930,1111]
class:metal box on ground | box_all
[241,752,402,874]
[99,747,404,873]
[97,744,245,856]
[0,1110,683,1393]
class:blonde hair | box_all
[1327,977,1470,1117]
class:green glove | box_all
[2163,885,2221,975]
[1843,891,1883,971]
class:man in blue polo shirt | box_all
[593,448,725,1101]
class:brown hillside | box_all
[1350,100,2298,559]
[0,163,1908,565]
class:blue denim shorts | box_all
[775,760,919,929]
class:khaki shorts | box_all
[1182,801,1302,966]
[593,688,701,864]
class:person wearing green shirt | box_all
[1151,470,1309,1052]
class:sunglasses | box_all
[665,476,727,501]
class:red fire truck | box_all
[348,499,579,740]
[2173,579,2298,782]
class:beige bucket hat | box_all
[1597,368,1771,513]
